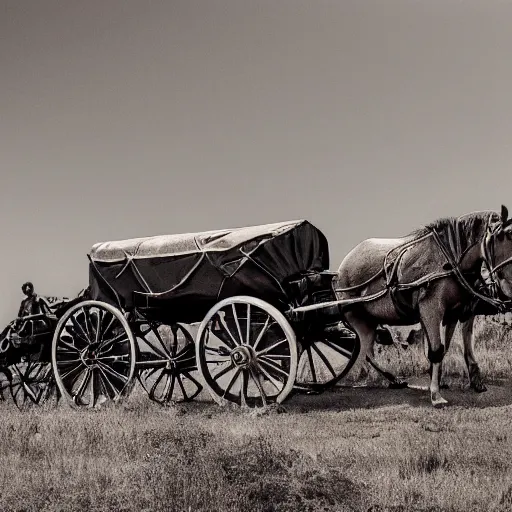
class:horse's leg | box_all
[461,315,487,392]
[372,327,407,386]
[419,305,448,407]
[366,354,408,388]
[343,313,408,388]
[342,311,376,385]
[438,318,458,390]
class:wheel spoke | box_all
[97,364,123,398]
[260,354,291,361]
[56,356,82,364]
[65,322,90,347]
[176,374,188,400]
[182,371,202,391]
[57,338,80,353]
[240,370,248,407]
[97,332,129,355]
[213,362,235,381]
[162,373,175,401]
[59,362,86,382]
[252,316,270,352]
[258,357,290,379]
[324,340,352,359]
[149,370,166,398]
[249,366,267,407]
[307,347,317,382]
[246,304,251,344]
[217,313,240,348]
[153,324,174,358]
[232,304,244,345]
[99,312,118,341]
[96,360,129,386]
[223,368,241,397]
[72,367,92,401]
[256,338,287,356]
[206,356,231,364]
[82,308,94,340]
[89,369,97,407]
[94,308,104,344]
[312,343,338,377]
[12,365,38,403]
[140,332,169,360]
[96,354,131,363]
[254,362,283,392]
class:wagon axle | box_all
[230,345,256,369]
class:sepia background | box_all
[2,0,512,325]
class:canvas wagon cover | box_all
[88,220,329,322]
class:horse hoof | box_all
[431,395,448,408]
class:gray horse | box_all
[335,206,512,407]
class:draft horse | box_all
[335,206,512,407]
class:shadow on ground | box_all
[281,379,512,412]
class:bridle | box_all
[480,214,512,310]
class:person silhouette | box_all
[17,282,39,318]
[16,282,51,328]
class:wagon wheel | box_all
[196,296,298,408]
[294,327,360,394]
[5,361,56,408]
[52,301,136,408]
[135,321,202,405]
[0,371,10,401]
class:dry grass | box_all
[1,317,512,511]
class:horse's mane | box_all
[409,210,499,257]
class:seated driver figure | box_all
[18,282,40,318]
[15,282,51,337]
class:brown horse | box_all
[335,206,512,407]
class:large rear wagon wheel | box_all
[196,296,298,408]
[294,326,360,394]
[51,301,136,408]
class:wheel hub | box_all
[81,347,97,367]
[230,345,255,368]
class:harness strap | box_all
[488,254,512,275]
[430,229,506,311]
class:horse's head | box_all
[482,205,512,299]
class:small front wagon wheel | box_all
[6,361,56,408]
[196,296,298,408]
[52,301,136,408]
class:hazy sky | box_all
[1,0,512,325]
